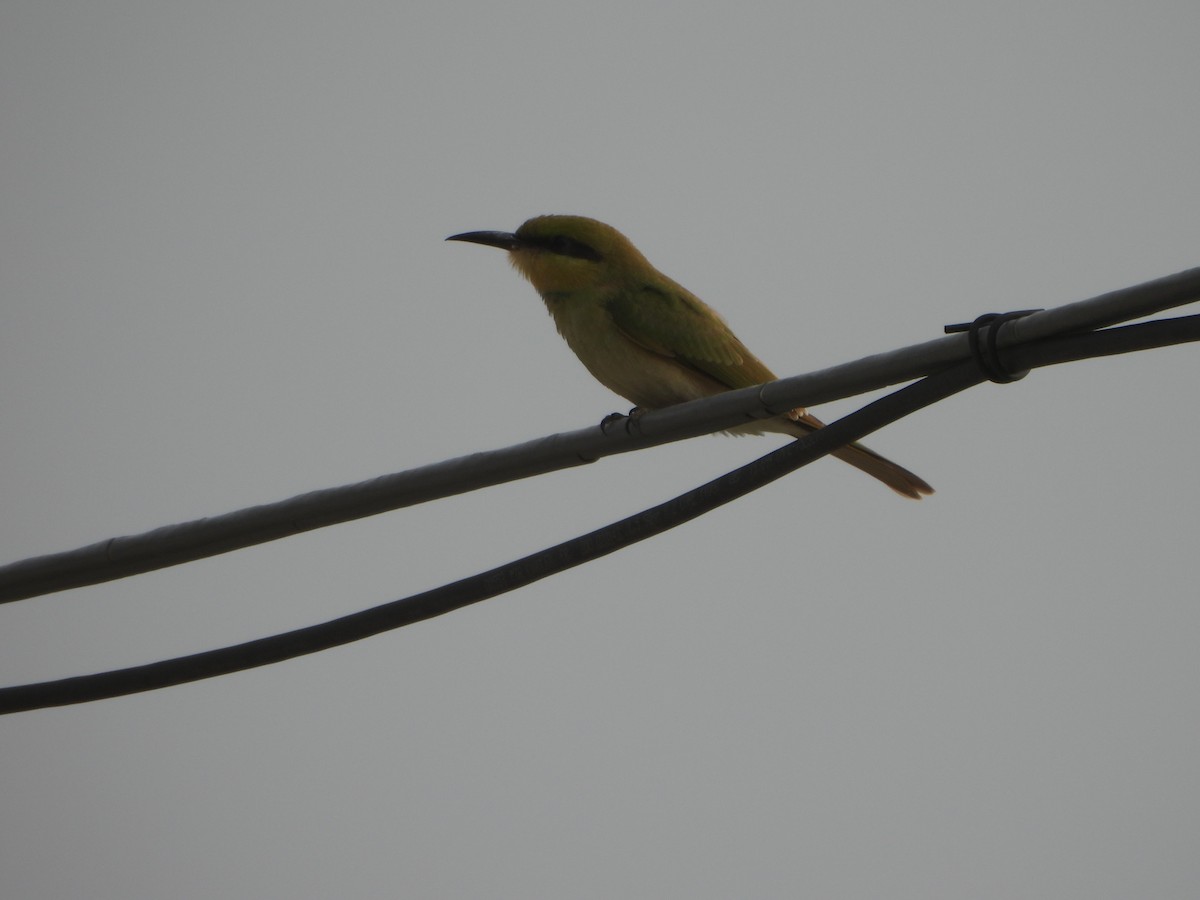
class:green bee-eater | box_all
[448,215,933,499]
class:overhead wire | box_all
[1,313,1196,714]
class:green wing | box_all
[604,281,777,389]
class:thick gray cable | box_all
[1,267,1197,604]
[2,313,1196,715]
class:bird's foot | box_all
[599,408,646,435]
[599,412,626,434]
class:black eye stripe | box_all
[525,234,602,261]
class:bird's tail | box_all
[781,411,934,499]
[828,439,934,499]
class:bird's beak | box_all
[445,230,521,251]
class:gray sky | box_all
[3,2,1199,897]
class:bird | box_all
[447,215,933,499]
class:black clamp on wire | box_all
[944,309,1040,383]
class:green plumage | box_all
[447,215,933,498]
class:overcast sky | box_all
[3,2,1199,898]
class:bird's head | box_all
[447,215,651,297]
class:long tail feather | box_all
[787,411,934,499]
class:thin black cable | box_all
[1,314,1196,715]
[1007,312,1200,369]
[0,365,984,715]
